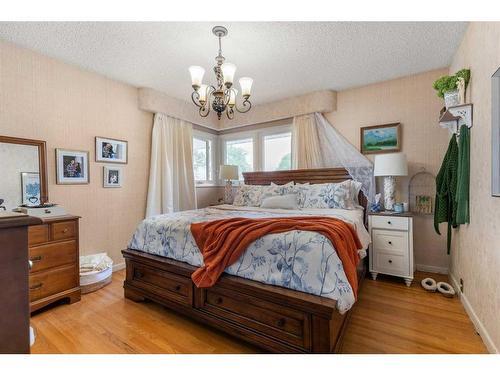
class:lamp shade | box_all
[373,153,408,177]
[239,77,253,97]
[220,165,239,180]
[188,66,205,87]
[221,63,236,85]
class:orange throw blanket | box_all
[190,216,362,298]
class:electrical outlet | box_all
[459,278,464,293]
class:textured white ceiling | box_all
[0,22,467,104]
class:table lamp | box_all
[373,153,408,210]
[220,164,239,204]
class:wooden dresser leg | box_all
[67,289,81,304]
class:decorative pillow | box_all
[349,180,363,207]
[232,184,264,207]
[292,182,310,207]
[261,181,294,199]
[302,180,357,209]
[260,194,299,210]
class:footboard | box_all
[122,248,363,353]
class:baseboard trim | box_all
[449,273,498,354]
[112,262,125,272]
[415,264,449,274]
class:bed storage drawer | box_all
[128,262,193,306]
[196,285,311,350]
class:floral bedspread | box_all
[128,206,364,313]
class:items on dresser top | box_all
[0,214,42,353]
[19,204,67,218]
[368,212,414,286]
[28,214,81,312]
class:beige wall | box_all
[449,22,500,353]
[327,69,451,271]
[0,40,153,267]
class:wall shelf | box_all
[439,103,473,133]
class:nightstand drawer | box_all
[374,252,408,276]
[372,229,408,254]
[371,215,408,230]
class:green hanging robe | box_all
[434,134,458,254]
[434,125,470,254]
[456,124,470,225]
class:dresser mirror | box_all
[0,136,48,211]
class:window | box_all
[193,136,213,183]
[263,132,292,171]
[225,138,254,180]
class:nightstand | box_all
[368,212,414,286]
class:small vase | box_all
[444,90,460,109]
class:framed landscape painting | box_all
[360,123,401,154]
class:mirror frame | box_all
[0,135,48,205]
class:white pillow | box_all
[260,194,299,210]
[261,181,294,198]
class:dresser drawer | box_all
[372,229,408,255]
[371,215,408,231]
[29,240,77,273]
[374,252,408,276]
[129,263,193,306]
[28,224,49,246]
[198,285,310,350]
[29,265,78,302]
[51,220,77,241]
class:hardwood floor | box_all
[30,270,487,354]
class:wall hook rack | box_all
[439,103,473,134]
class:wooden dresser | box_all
[0,213,41,353]
[28,215,81,313]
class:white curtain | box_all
[146,113,196,217]
[292,112,375,202]
[292,114,325,169]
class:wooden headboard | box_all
[243,168,368,223]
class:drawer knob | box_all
[135,270,144,278]
[63,228,69,233]
[388,259,393,264]
[175,285,181,291]
[277,318,286,327]
[387,221,392,225]
[216,297,223,304]
[30,283,43,290]
[388,241,392,245]
[30,255,43,262]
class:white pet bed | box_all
[80,253,113,294]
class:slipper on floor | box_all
[437,281,455,298]
[421,277,437,292]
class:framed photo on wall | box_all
[95,136,128,164]
[21,172,41,206]
[360,122,401,154]
[103,166,123,188]
[56,148,89,184]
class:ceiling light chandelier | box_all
[189,26,253,120]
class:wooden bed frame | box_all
[122,168,367,353]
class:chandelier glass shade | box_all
[189,26,253,120]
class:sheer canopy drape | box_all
[292,112,375,202]
[146,113,196,217]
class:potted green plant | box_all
[433,69,471,108]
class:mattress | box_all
[128,205,370,313]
